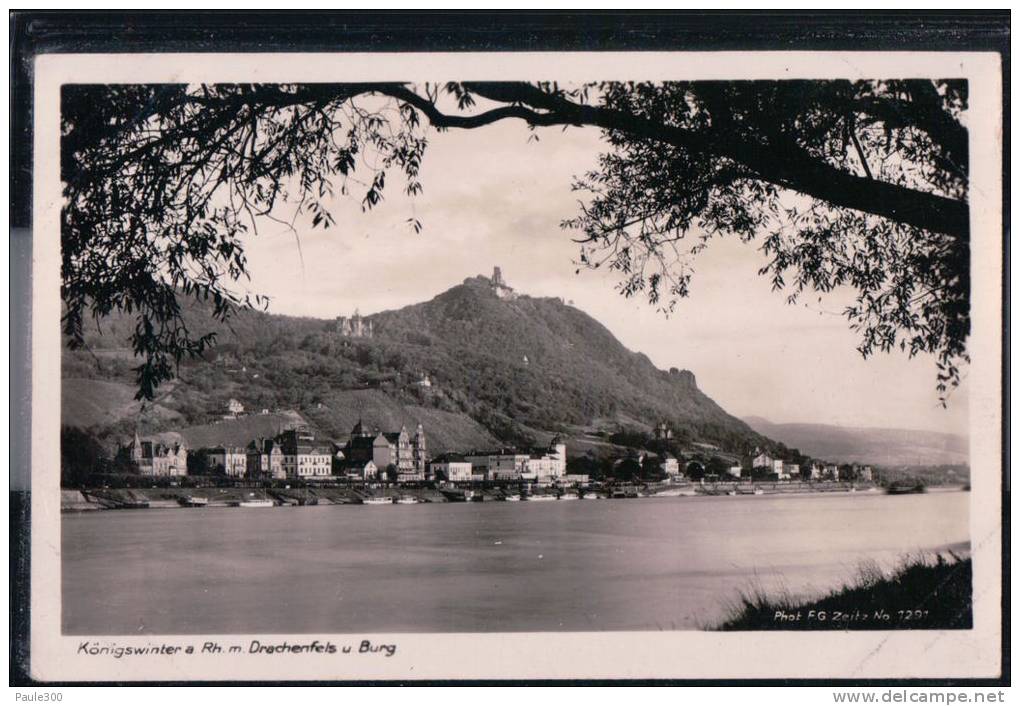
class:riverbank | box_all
[56,481,958,512]
[717,552,972,630]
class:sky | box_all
[237,118,969,437]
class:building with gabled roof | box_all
[341,420,427,482]
[277,428,333,479]
[122,432,188,477]
[246,437,284,480]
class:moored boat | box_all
[236,499,274,508]
[503,494,521,502]
[179,496,209,507]
[362,496,394,505]
[886,480,927,495]
[395,496,420,505]
[654,488,687,497]
[558,492,580,501]
[524,494,558,502]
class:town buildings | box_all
[464,437,567,483]
[277,428,333,479]
[123,433,188,476]
[751,451,775,471]
[343,459,379,481]
[429,453,473,482]
[660,454,680,478]
[246,437,284,480]
[203,446,248,477]
[465,450,531,481]
[342,420,428,482]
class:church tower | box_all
[413,423,427,479]
[130,430,144,463]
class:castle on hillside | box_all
[490,266,517,301]
[336,309,374,338]
[654,422,674,441]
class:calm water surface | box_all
[62,491,969,633]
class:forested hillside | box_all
[63,273,770,455]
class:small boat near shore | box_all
[362,496,394,505]
[230,490,275,508]
[524,494,558,502]
[179,496,209,507]
[234,499,274,508]
[886,480,927,495]
[558,493,580,501]
[503,494,521,502]
[653,488,688,497]
[395,496,420,505]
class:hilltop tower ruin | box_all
[490,266,517,300]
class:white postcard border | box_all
[30,50,1004,681]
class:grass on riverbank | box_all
[718,552,972,630]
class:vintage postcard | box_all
[26,49,1003,681]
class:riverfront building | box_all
[343,420,428,482]
[751,451,775,471]
[429,453,473,482]
[342,459,379,481]
[277,428,333,479]
[122,433,188,477]
[202,446,248,477]
[465,450,531,481]
[246,437,284,480]
[464,437,567,483]
[660,454,681,478]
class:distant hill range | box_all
[741,416,969,466]
[63,270,769,456]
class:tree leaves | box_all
[565,80,970,398]
[62,79,971,402]
[62,83,430,399]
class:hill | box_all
[61,378,182,429]
[62,272,769,455]
[741,416,969,466]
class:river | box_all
[61,490,969,634]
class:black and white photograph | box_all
[16,26,1005,683]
